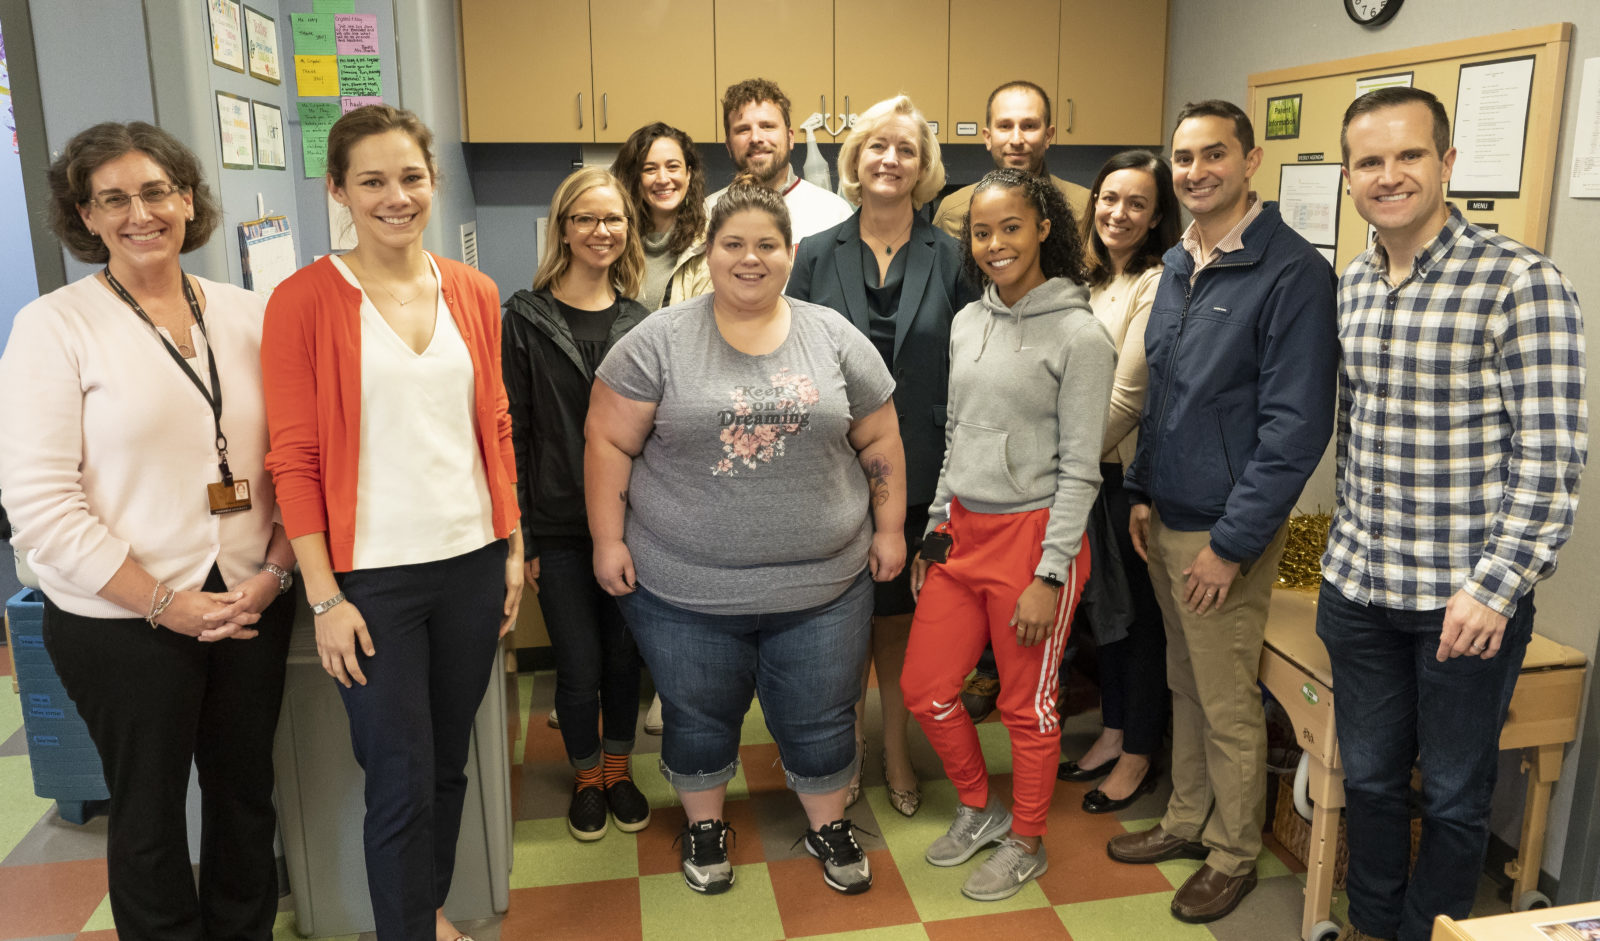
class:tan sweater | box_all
[932,173,1092,240]
[1089,266,1163,468]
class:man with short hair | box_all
[931,80,1090,239]
[1317,86,1586,941]
[707,77,851,245]
[1105,99,1337,925]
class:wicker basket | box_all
[1270,775,1420,888]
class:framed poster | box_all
[243,6,280,84]
[216,91,254,170]
[208,0,245,73]
[252,100,285,169]
[1265,94,1302,140]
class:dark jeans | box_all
[1315,579,1533,941]
[535,542,639,765]
[42,566,292,941]
[1093,463,1168,755]
[336,541,505,941]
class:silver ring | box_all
[1472,642,1485,650]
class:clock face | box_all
[1346,0,1403,25]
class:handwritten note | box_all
[298,101,340,178]
[313,0,354,12]
[336,56,381,97]
[289,13,335,55]
[334,14,379,55]
[294,55,339,96]
[341,96,384,114]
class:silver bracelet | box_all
[147,584,175,628]
[260,562,294,596]
[310,591,346,616]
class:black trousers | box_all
[42,566,292,941]
[335,541,504,941]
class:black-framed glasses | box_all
[568,213,628,233]
[87,183,186,215]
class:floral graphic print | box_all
[712,367,820,476]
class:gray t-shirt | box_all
[596,293,895,614]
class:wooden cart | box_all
[1259,588,1588,941]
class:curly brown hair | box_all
[611,123,708,256]
[721,78,791,138]
[960,168,1085,287]
[47,121,220,264]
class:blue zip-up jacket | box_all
[1123,201,1337,563]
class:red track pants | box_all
[901,499,1088,836]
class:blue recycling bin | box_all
[7,588,109,823]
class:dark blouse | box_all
[556,297,620,375]
[860,239,909,368]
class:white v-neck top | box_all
[330,255,495,569]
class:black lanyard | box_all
[103,268,235,485]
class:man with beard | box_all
[707,78,852,245]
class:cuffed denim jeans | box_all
[617,570,873,795]
[1315,579,1533,941]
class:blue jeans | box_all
[617,569,873,794]
[1315,579,1533,941]
[535,543,639,765]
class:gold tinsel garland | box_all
[1276,511,1331,590]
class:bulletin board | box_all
[1247,23,1571,272]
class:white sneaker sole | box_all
[925,812,1013,867]
[961,858,1048,901]
[682,866,735,894]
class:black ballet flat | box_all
[1081,765,1160,814]
[1057,755,1119,782]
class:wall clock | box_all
[1345,0,1403,26]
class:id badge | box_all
[207,478,252,515]
[921,529,953,564]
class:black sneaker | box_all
[568,784,607,842]
[675,819,735,894]
[802,819,872,894]
[606,777,651,832]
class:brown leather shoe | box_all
[1335,925,1394,941]
[1106,825,1208,864]
[1170,863,1257,923]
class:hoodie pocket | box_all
[950,421,1025,496]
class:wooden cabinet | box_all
[947,0,1059,144]
[834,0,949,141]
[591,0,718,143]
[713,0,834,143]
[1058,0,1168,146]
[461,0,593,142]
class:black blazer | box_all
[789,212,978,506]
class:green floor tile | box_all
[976,721,1013,775]
[82,893,115,931]
[870,780,1050,922]
[514,674,534,765]
[1054,890,1219,940]
[274,910,357,941]
[511,816,640,888]
[639,864,784,941]
[798,925,931,941]
[0,754,53,860]
[0,683,21,742]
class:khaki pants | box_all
[1146,508,1286,877]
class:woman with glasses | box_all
[611,122,712,312]
[262,105,523,941]
[502,166,652,842]
[0,121,295,940]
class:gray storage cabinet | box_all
[273,602,513,936]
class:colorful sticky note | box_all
[294,54,339,96]
[313,0,354,12]
[341,96,383,114]
[334,13,379,55]
[298,101,340,179]
[289,13,334,55]
[336,55,381,97]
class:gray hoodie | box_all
[928,277,1116,581]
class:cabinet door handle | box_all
[577,92,584,129]
[603,92,608,130]
[1066,98,1074,133]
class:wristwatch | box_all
[260,562,294,596]
[311,591,347,616]
[1037,573,1064,590]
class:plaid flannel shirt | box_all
[1322,207,1587,616]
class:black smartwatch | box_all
[1037,573,1064,590]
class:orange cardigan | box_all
[261,254,519,572]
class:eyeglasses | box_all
[87,183,186,215]
[568,213,628,233]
